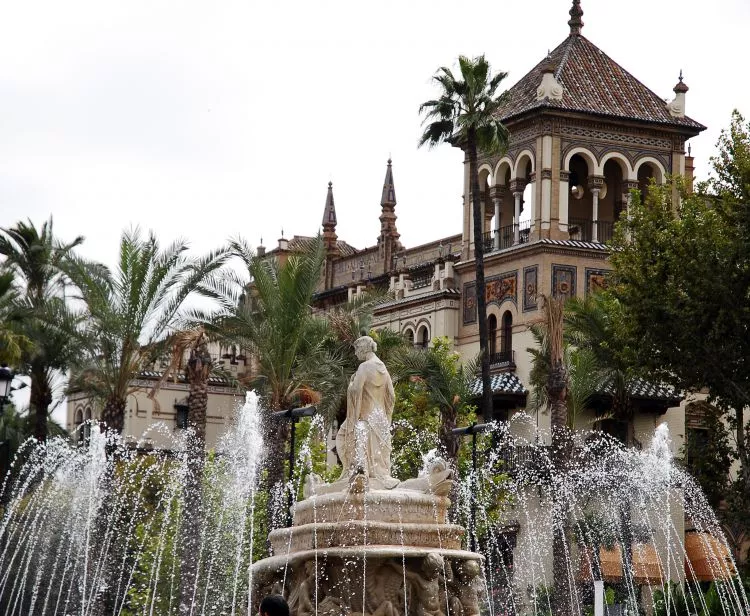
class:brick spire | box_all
[321,181,338,253]
[568,0,583,36]
[378,158,402,271]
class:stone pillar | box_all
[490,185,504,250]
[559,170,570,235]
[588,175,606,242]
[591,188,600,242]
[433,260,441,290]
[623,180,640,220]
[509,179,526,245]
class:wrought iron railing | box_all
[568,218,614,243]
[476,223,531,256]
[490,350,515,368]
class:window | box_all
[501,311,512,357]
[74,408,84,445]
[405,329,415,346]
[488,315,497,357]
[417,325,430,349]
[84,408,92,444]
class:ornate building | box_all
[258,1,703,435]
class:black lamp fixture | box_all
[451,422,495,552]
[272,404,317,526]
[0,365,13,402]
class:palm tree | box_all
[0,272,30,366]
[419,55,510,420]
[390,338,477,466]
[0,218,84,441]
[565,294,633,429]
[538,295,574,616]
[194,236,342,529]
[66,228,228,434]
[150,327,214,613]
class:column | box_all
[559,170,570,234]
[509,179,526,245]
[591,188,600,242]
[490,185,504,250]
[588,175,605,243]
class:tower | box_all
[321,181,340,289]
[378,158,402,273]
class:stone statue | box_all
[336,336,399,488]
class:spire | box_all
[568,0,583,36]
[673,69,689,94]
[381,158,397,207]
[322,181,337,227]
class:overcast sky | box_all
[2,0,749,418]
[2,0,748,267]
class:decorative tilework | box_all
[463,282,477,325]
[585,268,611,296]
[463,271,517,324]
[552,265,577,300]
[523,266,538,311]
[486,271,517,308]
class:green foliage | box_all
[682,402,732,509]
[651,582,692,616]
[608,111,750,551]
[66,228,228,423]
[418,55,510,155]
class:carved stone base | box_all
[251,549,483,616]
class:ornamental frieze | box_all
[585,268,611,295]
[463,271,518,324]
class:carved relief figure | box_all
[447,560,481,616]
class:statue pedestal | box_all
[252,487,483,616]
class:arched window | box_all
[405,328,415,346]
[501,312,513,359]
[417,325,430,349]
[488,314,497,358]
[84,407,92,445]
[74,408,84,445]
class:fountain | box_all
[251,336,483,616]
[0,336,747,615]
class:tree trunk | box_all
[179,336,211,615]
[439,404,459,464]
[264,418,290,532]
[101,395,127,434]
[545,296,573,616]
[468,129,493,420]
[30,361,52,442]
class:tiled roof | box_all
[496,34,705,131]
[469,373,528,397]
[137,370,234,386]
[278,235,359,257]
[537,238,609,250]
[597,376,681,403]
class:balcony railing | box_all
[490,349,515,369]
[477,223,531,256]
[496,445,552,478]
[568,218,614,243]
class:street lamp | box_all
[452,422,494,552]
[272,404,317,526]
[0,365,26,414]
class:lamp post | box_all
[0,365,13,414]
[452,422,494,552]
[272,405,317,527]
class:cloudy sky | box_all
[2,0,748,271]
